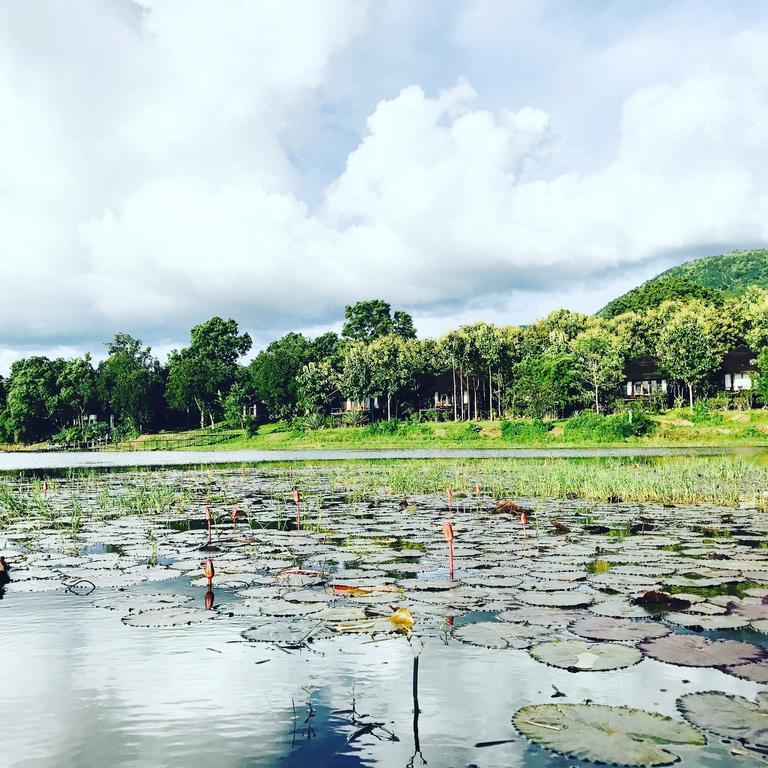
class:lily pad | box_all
[513,703,705,766]
[518,590,593,608]
[640,634,763,667]
[678,691,768,752]
[530,639,642,671]
[121,607,215,627]
[569,616,671,642]
[452,621,548,649]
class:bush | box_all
[243,416,259,438]
[50,421,112,446]
[363,419,401,436]
[423,408,450,422]
[690,400,724,425]
[289,412,328,432]
[564,411,653,441]
[362,419,432,438]
[342,410,368,427]
[500,419,551,442]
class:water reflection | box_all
[2,445,765,472]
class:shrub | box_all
[564,411,653,441]
[50,421,112,446]
[690,400,724,425]
[342,410,368,427]
[363,419,401,436]
[500,419,551,442]
[243,417,259,438]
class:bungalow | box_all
[622,355,667,399]
[720,344,756,392]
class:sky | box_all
[1,0,768,372]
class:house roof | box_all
[624,355,663,380]
[720,344,756,373]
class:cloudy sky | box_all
[2,0,768,372]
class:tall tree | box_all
[342,300,416,342]
[166,317,251,428]
[368,334,422,419]
[250,332,314,419]
[57,354,97,427]
[4,356,64,442]
[656,314,720,410]
[98,334,160,430]
[572,331,624,413]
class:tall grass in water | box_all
[286,456,768,508]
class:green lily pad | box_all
[518,590,594,608]
[678,691,768,752]
[453,620,548,649]
[530,639,642,671]
[640,634,763,667]
[569,616,671,642]
[513,703,705,766]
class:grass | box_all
[282,456,768,508]
[160,408,768,450]
[2,455,768,533]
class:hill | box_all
[599,249,768,318]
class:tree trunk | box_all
[488,364,493,420]
[452,362,457,422]
[595,381,600,414]
[688,382,694,411]
[473,378,478,421]
[459,367,464,420]
[387,394,391,420]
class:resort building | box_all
[720,344,756,392]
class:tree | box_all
[338,340,375,404]
[513,353,577,419]
[250,332,314,419]
[656,314,720,410]
[166,317,251,428]
[57,354,97,427]
[368,334,422,419]
[4,356,64,442]
[572,332,624,413]
[296,360,339,415]
[756,348,768,405]
[98,334,160,430]
[342,300,416,342]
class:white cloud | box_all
[0,2,767,374]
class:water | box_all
[3,466,768,766]
[1,445,765,471]
[2,588,758,768]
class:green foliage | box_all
[513,353,578,418]
[98,334,161,430]
[599,249,768,318]
[250,332,315,419]
[500,419,551,442]
[166,317,251,428]
[599,276,724,318]
[4,356,64,442]
[564,411,653,441]
[50,421,111,446]
[342,299,416,342]
[757,348,768,404]
[656,313,721,408]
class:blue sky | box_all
[1,0,767,371]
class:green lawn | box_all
[161,408,768,450]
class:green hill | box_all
[599,249,768,318]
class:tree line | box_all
[2,292,768,445]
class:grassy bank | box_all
[156,408,768,450]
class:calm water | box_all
[3,465,768,767]
[0,445,764,471]
[1,583,758,768]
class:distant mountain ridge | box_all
[598,249,768,318]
